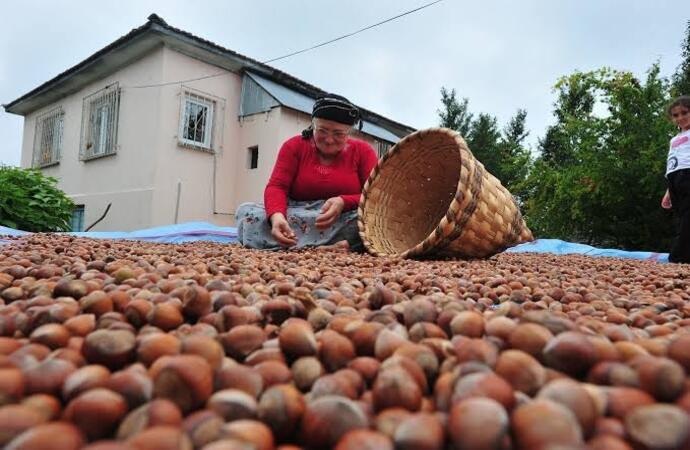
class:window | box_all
[179,92,215,150]
[376,141,392,158]
[70,206,85,232]
[80,84,121,160]
[32,107,64,167]
[247,146,259,169]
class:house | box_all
[3,14,414,232]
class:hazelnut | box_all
[146,302,184,331]
[182,409,224,449]
[218,325,266,361]
[301,395,368,449]
[0,367,24,405]
[372,366,422,412]
[508,323,553,359]
[5,422,85,450]
[219,420,274,450]
[278,319,317,359]
[319,329,356,371]
[136,333,181,367]
[106,365,154,409]
[496,349,546,396]
[29,323,70,349]
[625,404,689,450]
[537,378,599,437]
[0,404,46,446]
[449,311,485,337]
[82,329,136,370]
[207,389,257,422]
[126,425,193,450]
[62,388,128,441]
[62,364,111,401]
[180,335,224,371]
[291,356,324,392]
[257,384,305,442]
[151,355,213,414]
[448,397,509,450]
[511,399,584,449]
[117,399,183,440]
[335,429,394,450]
[452,371,515,411]
[393,412,445,450]
[375,407,413,439]
[23,357,76,396]
[215,364,264,399]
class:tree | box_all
[466,112,502,177]
[497,109,532,192]
[437,87,473,136]
[0,166,74,232]
[672,20,690,96]
[520,65,675,250]
[437,88,531,190]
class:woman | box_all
[236,94,379,250]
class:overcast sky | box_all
[0,1,687,166]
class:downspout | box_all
[174,179,181,224]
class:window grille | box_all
[376,141,392,158]
[70,205,85,232]
[32,107,64,167]
[179,91,215,151]
[80,84,121,161]
[247,146,259,169]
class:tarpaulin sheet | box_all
[0,222,238,245]
[0,224,670,262]
[505,238,668,262]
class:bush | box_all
[0,166,74,232]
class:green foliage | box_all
[0,166,74,232]
[438,87,473,136]
[672,20,690,96]
[519,65,676,250]
[437,88,532,193]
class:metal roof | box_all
[246,72,401,143]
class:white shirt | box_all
[667,129,690,176]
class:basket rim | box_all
[357,127,526,257]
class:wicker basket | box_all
[357,127,533,258]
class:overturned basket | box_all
[357,127,533,258]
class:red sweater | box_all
[264,135,379,219]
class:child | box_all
[662,95,690,263]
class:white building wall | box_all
[20,47,166,231]
[148,47,241,228]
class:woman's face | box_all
[312,118,352,156]
[671,105,690,132]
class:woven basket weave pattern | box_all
[357,127,533,258]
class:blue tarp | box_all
[0,222,238,245]
[506,238,668,262]
[0,223,670,262]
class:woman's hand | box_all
[316,197,345,230]
[270,213,297,247]
[662,190,672,209]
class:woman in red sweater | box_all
[236,94,378,250]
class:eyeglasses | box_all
[314,127,350,140]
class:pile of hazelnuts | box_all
[1,234,690,449]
